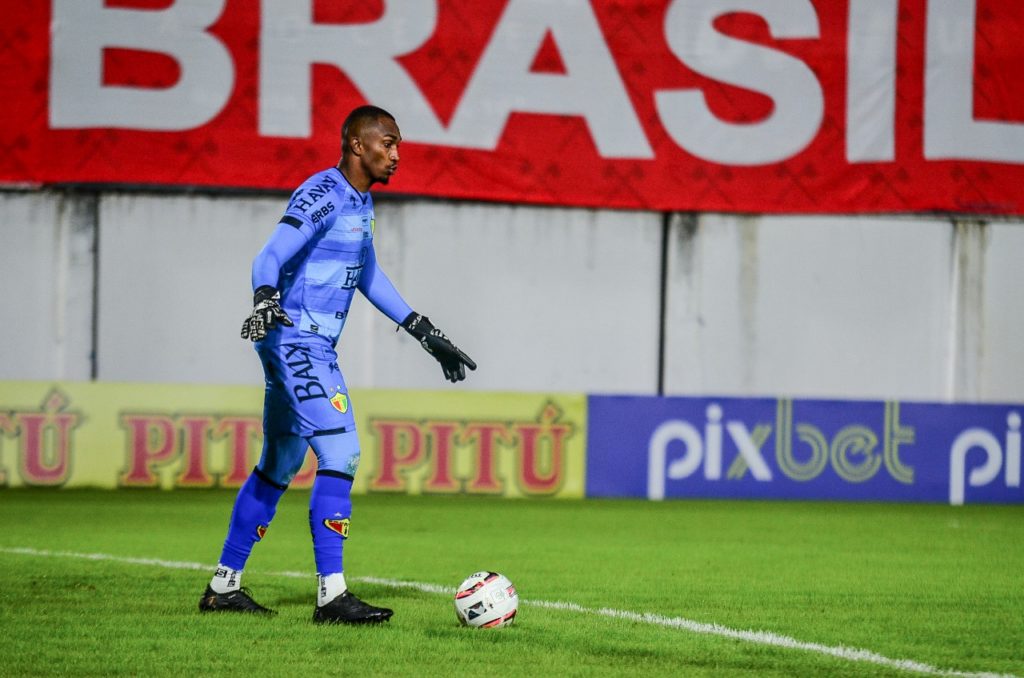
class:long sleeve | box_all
[357,242,413,324]
[251,223,308,291]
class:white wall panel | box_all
[980,222,1024,401]
[96,192,277,384]
[4,188,1022,401]
[0,192,94,380]
[94,194,663,393]
[663,214,956,401]
[341,201,663,393]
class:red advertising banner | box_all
[3,0,1024,213]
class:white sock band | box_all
[317,572,348,607]
[210,564,242,594]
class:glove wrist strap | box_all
[254,285,279,305]
[401,312,435,340]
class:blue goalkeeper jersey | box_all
[253,167,412,348]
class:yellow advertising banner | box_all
[0,381,586,498]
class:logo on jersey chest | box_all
[341,246,369,289]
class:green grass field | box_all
[0,489,1021,677]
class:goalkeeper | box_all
[199,105,475,624]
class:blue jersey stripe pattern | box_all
[252,167,412,347]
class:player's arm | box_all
[240,223,307,341]
[358,244,476,383]
[357,242,413,324]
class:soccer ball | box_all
[453,571,518,628]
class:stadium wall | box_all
[2,189,1022,403]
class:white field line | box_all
[0,546,1015,678]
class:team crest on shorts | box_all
[323,518,350,537]
[330,391,349,414]
[256,524,268,540]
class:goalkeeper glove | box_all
[240,285,294,341]
[401,312,476,383]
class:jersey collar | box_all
[331,167,369,205]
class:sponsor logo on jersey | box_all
[289,174,338,214]
[339,245,367,289]
[323,518,350,537]
[310,201,335,225]
[285,344,328,402]
[342,263,362,289]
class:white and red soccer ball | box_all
[453,571,518,628]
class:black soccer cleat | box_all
[312,590,393,625]
[198,585,276,615]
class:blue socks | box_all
[219,468,287,571]
[308,471,354,575]
[217,467,353,585]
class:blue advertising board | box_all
[586,395,1022,505]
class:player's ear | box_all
[349,135,364,156]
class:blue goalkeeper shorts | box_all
[256,341,356,439]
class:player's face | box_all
[361,117,401,186]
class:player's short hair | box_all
[341,105,396,154]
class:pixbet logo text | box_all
[647,400,915,500]
[948,412,1020,505]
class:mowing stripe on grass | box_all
[0,546,1014,678]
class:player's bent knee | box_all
[309,429,361,478]
[257,434,310,487]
